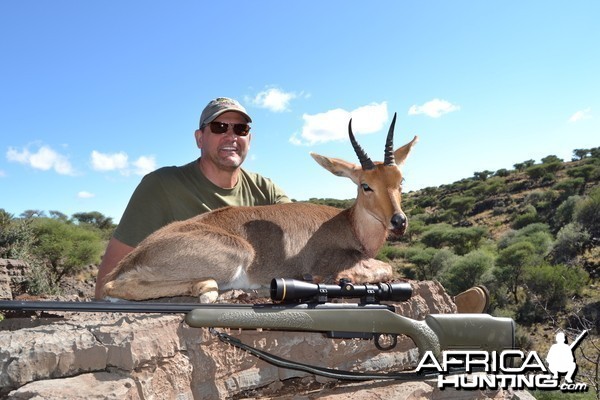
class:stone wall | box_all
[0,259,29,300]
[0,281,533,399]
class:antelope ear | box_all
[310,153,361,185]
[394,136,418,166]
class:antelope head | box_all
[311,113,418,241]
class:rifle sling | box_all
[209,328,447,381]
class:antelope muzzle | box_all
[390,212,408,236]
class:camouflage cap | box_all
[199,97,252,129]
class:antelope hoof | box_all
[192,279,219,304]
[199,290,219,304]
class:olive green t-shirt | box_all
[113,159,291,246]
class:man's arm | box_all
[94,237,135,299]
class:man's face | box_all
[195,111,251,171]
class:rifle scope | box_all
[270,278,412,304]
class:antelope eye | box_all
[361,183,373,192]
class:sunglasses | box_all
[208,121,251,136]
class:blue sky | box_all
[1,1,598,222]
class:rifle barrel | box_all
[0,300,210,314]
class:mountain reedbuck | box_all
[102,113,418,302]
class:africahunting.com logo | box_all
[416,330,589,392]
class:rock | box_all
[0,281,530,399]
[0,259,29,300]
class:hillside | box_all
[393,148,600,398]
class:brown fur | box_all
[102,135,418,301]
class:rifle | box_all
[0,278,516,381]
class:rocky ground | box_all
[0,259,538,399]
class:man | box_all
[95,97,290,299]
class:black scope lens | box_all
[270,278,412,303]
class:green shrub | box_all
[445,195,476,216]
[421,224,487,255]
[553,178,586,199]
[376,244,404,261]
[566,164,598,181]
[0,209,35,259]
[511,205,539,229]
[494,168,510,177]
[551,222,591,264]
[30,218,104,286]
[574,186,600,242]
[496,241,541,302]
[440,250,495,295]
[552,195,583,231]
[525,264,588,309]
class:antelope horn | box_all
[348,118,375,171]
[383,113,397,166]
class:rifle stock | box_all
[184,303,515,357]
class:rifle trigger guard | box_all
[374,333,397,351]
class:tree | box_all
[572,149,590,160]
[20,209,46,218]
[473,170,493,181]
[71,211,114,230]
[541,155,563,164]
[30,218,104,286]
[49,210,70,222]
[496,241,539,302]
[514,160,536,171]
[494,168,510,177]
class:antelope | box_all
[102,113,418,302]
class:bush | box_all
[553,178,586,199]
[566,164,598,181]
[494,168,510,177]
[511,205,539,229]
[574,187,600,242]
[430,249,457,278]
[551,222,591,264]
[420,224,487,255]
[445,195,477,216]
[30,218,104,286]
[498,223,554,256]
[0,209,35,259]
[514,160,535,171]
[496,240,542,302]
[376,243,404,261]
[525,162,561,181]
[440,250,495,295]
[525,264,588,309]
[553,196,582,230]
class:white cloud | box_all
[569,107,592,122]
[90,150,155,176]
[77,191,95,199]
[408,98,460,118]
[132,156,156,176]
[290,102,388,146]
[6,145,75,175]
[91,150,128,171]
[250,88,297,112]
